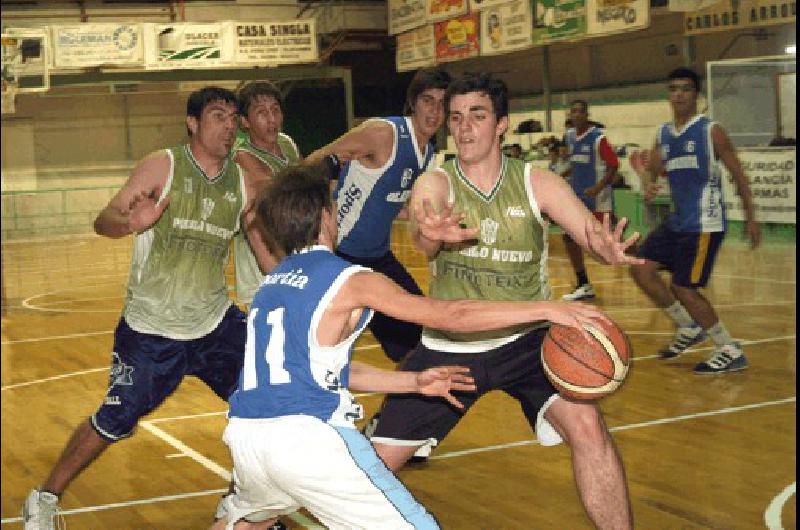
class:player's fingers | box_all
[621,231,641,249]
[444,392,466,410]
[614,217,628,241]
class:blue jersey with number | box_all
[334,116,435,258]
[658,115,725,233]
[227,246,373,427]
[565,126,614,212]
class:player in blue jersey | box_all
[629,68,761,374]
[305,67,451,364]
[213,159,615,530]
[561,100,621,301]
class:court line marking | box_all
[0,488,230,524]
[765,481,796,530]
[2,336,793,392]
[431,396,796,460]
[11,396,789,526]
[1,330,114,345]
[139,421,324,530]
[1,367,108,391]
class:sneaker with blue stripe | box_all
[659,325,706,359]
[694,343,748,374]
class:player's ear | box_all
[186,115,199,136]
[497,115,509,137]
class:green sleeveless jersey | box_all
[423,155,551,351]
[123,145,246,339]
[232,133,300,305]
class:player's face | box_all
[188,100,239,159]
[569,103,588,129]
[667,79,698,115]
[243,95,283,146]
[411,88,446,139]
[447,91,508,165]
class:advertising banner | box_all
[52,24,143,68]
[587,0,650,35]
[685,0,796,35]
[531,0,587,44]
[470,0,520,11]
[231,20,317,65]
[427,0,470,23]
[389,0,429,35]
[146,23,226,69]
[722,148,796,223]
[434,14,480,62]
[480,0,533,56]
[396,24,436,71]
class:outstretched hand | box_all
[585,213,644,266]
[416,365,476,409]
[128,191,170,234]
[415,199,479,244]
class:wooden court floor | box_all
[1,224,796,529]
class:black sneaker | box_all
[659,326,706,359]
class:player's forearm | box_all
[423,299,555,333]
[93,207,133,238]
[349,361,418,393]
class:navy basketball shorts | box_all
[637,222,725,288]
[371,328,559,447]
[91,304,247,442]
[336,250,423,362]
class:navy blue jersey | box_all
[335,117,435,258]
[228,247,373,427]
[565,126,613,211]
[658,115,726,233]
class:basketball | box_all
[541,319,632,400]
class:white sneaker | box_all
[561,284,595,301]
[22,489,62,530]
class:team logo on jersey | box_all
[401,168,414,188]
[480,217,500,245]
[582,145,590,153]
[506,206,526,218]
[685,140,695,153]
[109,352,134,387]
[201,198,215,221]
[223,191,237,203]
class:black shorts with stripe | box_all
[371,328,557,445]
[637,222,725,288]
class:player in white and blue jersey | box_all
[561,100,620,301]
[630,68,761,375]
[215,159,614,530]
[306,67,451,363]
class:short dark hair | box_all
[404,67,451,115]
[668,67,701,92]
[445,72,509,122]
[257,162,332,256]
[185,86,236,135]
[238,81,283,117]
[569,99,589,112]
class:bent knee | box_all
[546,401,609,448]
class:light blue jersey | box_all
[335,116,435,258]
[228,247,373,427]
[658,115,726,233]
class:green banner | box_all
[531,0,587,44]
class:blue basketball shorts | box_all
[637,222,725,288]
[91,304,247,442]
[336,250,423,362]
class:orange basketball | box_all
[541,318,632,400]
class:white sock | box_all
[706,321,738,352]
[665,301,697,328]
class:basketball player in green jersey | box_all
[23,87,275,530]
[232,81,302,306]
[369,73,642,530]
